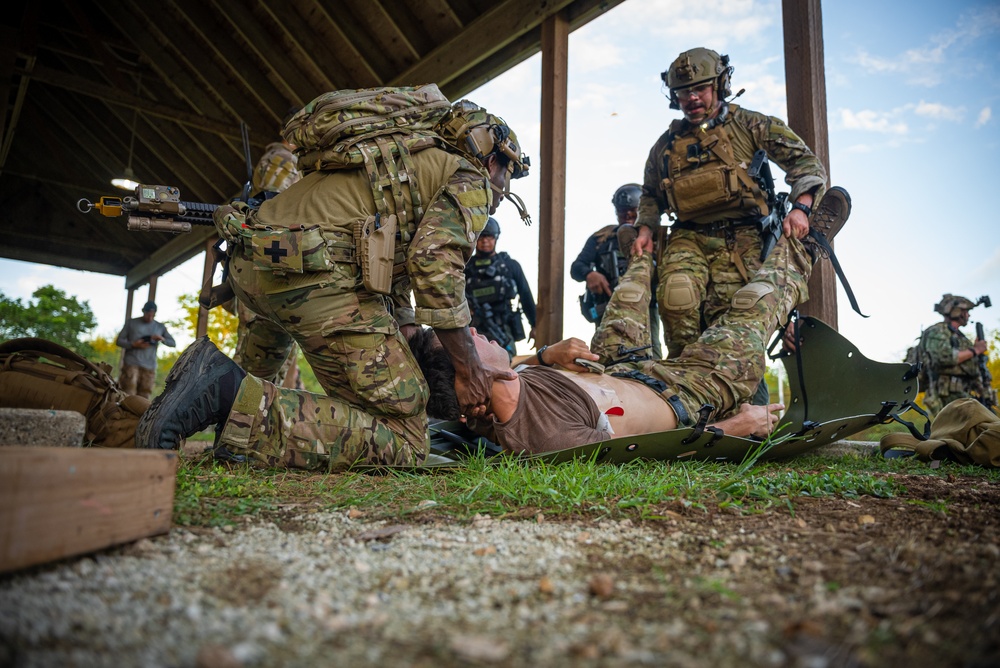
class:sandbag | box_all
[0,337,148,448]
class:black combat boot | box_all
[136,337,246,450]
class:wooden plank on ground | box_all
[0,447,177,574]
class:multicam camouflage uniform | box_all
[921,321,985,417]
[637,104,826,359]
[591,233,812,423]
[213,146,490,470]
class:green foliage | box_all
[153,349,183,398]
[87,334,121,372]
[166,293,238,355]
[0,285,97,356]
[296,349,323,393]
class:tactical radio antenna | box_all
[239,120,253,203]
[727,88,745,103]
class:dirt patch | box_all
[604,473,1000,666]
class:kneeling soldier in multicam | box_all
[136,93,531,471]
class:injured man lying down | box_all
[408,233,813,454]
[137,232,812,468]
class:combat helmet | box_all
[934,294,976,318]
[435,100,530,178]
[435,100,532,224]
[481,217,501,238]
[611,183,641,212]
[661,47,733,110]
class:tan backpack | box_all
[880,398,1000,467]
[0,337,149,448]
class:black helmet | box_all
[481,217,501,238]
[611,184,641,212]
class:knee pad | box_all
[731,282,774,310]
[662,273,698,311]
[615,280,646,303]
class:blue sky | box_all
[2,0,998,365]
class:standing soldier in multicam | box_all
[137,90,531,471]
[629,48,827,367]
[230,111,304,389]
[572,183,661,359]
[919,294,991,417]
[464,217,537,359]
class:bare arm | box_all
[521,337,599,372]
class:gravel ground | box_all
[2,450,998,668]
[2,512,727,668]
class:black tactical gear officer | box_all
[571,184,662,359]
[465,217,537,358]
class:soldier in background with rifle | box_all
[918,294,995,417]
[465,217,536,359]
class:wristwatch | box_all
[791,201,812,217]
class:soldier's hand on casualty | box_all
[544,338,599,371]
[632,227,655,257]
[783,207,810,239]
[586,271,612,297]
[453,362,515,414]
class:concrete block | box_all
[0,409,85,447]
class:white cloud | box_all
[913,100,964,121]
[976,107,992,128]
[569,32,625,73]
[611,0,778,48]
[839,108,908,135]
[846,6,1000,87]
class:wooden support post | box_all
[537,11,569,346]
[124,286,135,320]
[783,0,836,329]
[0,448,177,574]
[147,275,158,305]
[196,237,215,339]
[119,287,136,377]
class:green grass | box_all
[171,447,999,528]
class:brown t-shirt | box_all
[471,366,613,454]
